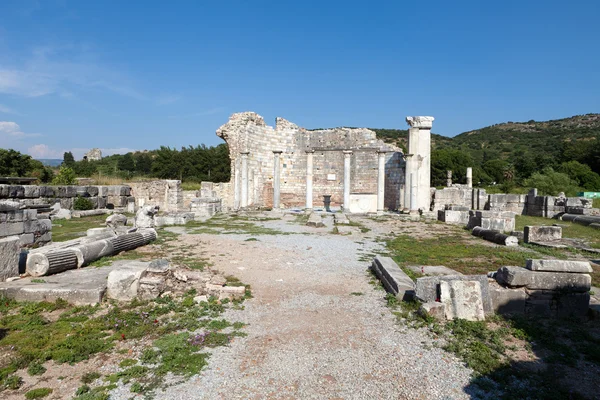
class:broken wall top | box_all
[216,111,398,156]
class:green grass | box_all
[593,198,600,208]
[25,388,53,399]
[386,234,534,275]
[0,283,250,397]
[51,215,108,242]
[515,215,600,249]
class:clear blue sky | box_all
[1,0,599,159]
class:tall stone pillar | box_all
[410,172,418,213]
[305,150,314,210]
[233,158,240,210]
[405,116,434,211]
[241,152,249,208]
[273,151,282,209]
[343,150,352,211]
[447,170,452,187]
[466,167,473,188]
[403,154,413,211]
[377,150,387,214]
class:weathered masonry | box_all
[215,112,434,212]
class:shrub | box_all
[52,166,76,185]
[74,196,94,210]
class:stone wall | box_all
[128,180,183,212]
[0,201,51,247]
[0,184,132,210]
[433,187,594,218]
[216,112,404,210]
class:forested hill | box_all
[372,113,600,189]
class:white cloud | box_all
[27,144,62,159]
[0,121,40,138]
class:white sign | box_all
[327,174,336,181]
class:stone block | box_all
[438,210,469,225]
[371,256,415,300]
[60,198,73,209]
[406,265,462,277]
[19,233,35,246]
[440,280,485,321]
[106,266,146,301]
[97,186,109,197]
[97,196,107,209]
[0,236,20,281]
[556,292,590,317]
[107,195,128,208]
[0,200,21,211]
[0,222,24,236]
[524,226,562,243]
[86,186,99,197]
[415,275,493,315]
[306,213,325,227]
[496,266,591,292]
[525,259,592,273]
[8,185,25,198]
[418,302,445,320]
[23,186,39,198]
[489,281,527,314]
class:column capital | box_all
[305,149,315,154]
[406,116,434,129]
[377,149,388,155]
[272,150,283,155]
[240,151,249,156]
[343,150,353,156]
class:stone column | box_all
[410,172,418,213]
[272,151,282,209]
[403,154,413,211]
[233,158,240,210]
[305,150,314,210]
[466,167,473,188]
[406,116,434,211]
[447,170,452,187]
[377,150,387,214]
[241,152,249,208]
[343,150,352,211]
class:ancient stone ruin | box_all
[213,112,435,213]
[83,148,102,161]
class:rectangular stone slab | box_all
[496,266,591,292]
[415,275,493,315]
[524,226,562,243]
[371,256,415,300]
[440,280,485,321]
[525,259,592,273]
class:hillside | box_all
[373,114,600,167]
[449,114,600,165]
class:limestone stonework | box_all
[216,112,405,210]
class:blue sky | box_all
[1,0,599,159]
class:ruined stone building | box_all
[214,112,434,212]
[84,148,102,161]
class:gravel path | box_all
[153,214,475,399]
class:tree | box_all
[63,152,75,167]
[117,153,135,172]
[431,148,474,186]
[523,167,581,196]
[52,166,76,185]
[558,161,600,191]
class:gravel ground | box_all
[116,213,477,399]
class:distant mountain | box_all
[36,159,62,167]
